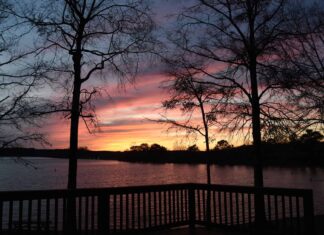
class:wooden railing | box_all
[0,183,314,234]
[193,184,314,235]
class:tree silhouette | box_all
[166,0,319,229]
[130,143,150,152]
[13,0,154,190]
[214,140,233,151]
[278,4,324,132]
[11,1,154,233]
[0,0,47,149]
[187,144,199,152]
[156,74,221,185]
[299,130,323,144]
[150,143,167,152]
[129,143,167,152]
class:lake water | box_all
[1,157,324,215]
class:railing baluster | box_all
[37,199,41,232]
[197,190,201,221]
[159,191,162,226]
[241,193,245,228]
[202,189,206,222]
[78,197,82,231]
[213,190,216,224]
[296,196,300,234]
[154,191,157,226]
[85,196,89,232]
[143,192,146,228]
[46,198,50,232]
[230,192,233,226]
[267,194,271,223]
[62,197,66,231]
[224,192,228,226]
[282,195,286,231]
[132,193,135,230]
[248,193,251,227]
[148,192,152,228]
[91,196,95,232]
[218,191,222,225]
[274,195,279,228]
[113,194,117,233]
[185,189,189,221]
[8,200,13,232]
[137,193,140,229]
[54,198,58,232]
[19,200,23,231]
[168,190,172,224]
[120,194,123,231]
[0,200,3,232]
[289,196,293,234]
[235,192,239,226]
[172,190,176,223]
[126,193,129,231]
[180,189,184,222]
[163,191,166,225]
[176,190,180,223]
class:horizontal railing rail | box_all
[0,183,314,235]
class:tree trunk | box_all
[247,2,265,232]
[67,79,81,190]
[66,51,82,234]
[250,43,265,235]
[199,99,211,185]
[199,100,211,224]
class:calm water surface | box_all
[1,157,324,214]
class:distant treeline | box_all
[0,142,323,167]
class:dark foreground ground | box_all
[135,227,246,235]
[135,215,324,235]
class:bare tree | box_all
[278,3,324,133]
[157,70,220,185]
[12,0,154,190]
[156,64,223,224]
[9,1,154,232]
[166,0,318,229]
[0,0,47,149]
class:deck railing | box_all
[0,183,314,234]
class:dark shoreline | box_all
[0,142,323,167]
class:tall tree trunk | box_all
[67,78,81,190]
[199,100,211,224]
[250,61,264,189]
[199,99,211,184]
[67,51,82,234]
[247,2,265,231]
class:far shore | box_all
[0,142,323,167]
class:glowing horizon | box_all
[42,71,245,152]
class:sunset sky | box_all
[13,0,260,152]
[43,63,237,151]
[34,0,245,151]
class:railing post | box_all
[98,193,109,235]
[254,187,265,234]
[188,186,196,229]
[66,191,77,235]
[303,190,315,235]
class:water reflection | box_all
[0,157,324,214]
